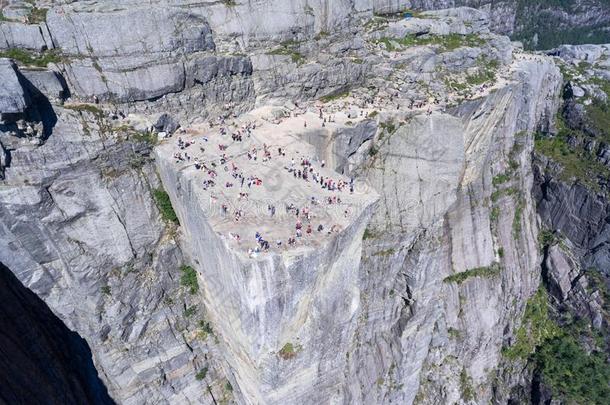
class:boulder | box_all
[549,44,609,63]
[21,69,68,102]
[45,7,215,57]
[572,85,586,98]
[153,113,180,134]
[545,244,580,300]
[0,21,48,51]
[0,58,29,117]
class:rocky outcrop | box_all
[412,0,610,49]
[0,21,49,51]
[527,43,610,403]
[0,69,232,402]
[155,107,379,404]
[0,262,114,405]
[0,58,29,116]
[343,57,561,405]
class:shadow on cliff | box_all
[0,262,115,405]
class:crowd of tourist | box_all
[169,111,358,258]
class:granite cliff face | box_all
[0,0,604,404]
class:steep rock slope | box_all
[526,44,610,403]
[0,262,114,405]
[344,56,561,404]
[0,72,233,403]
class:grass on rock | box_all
[443,263,501,284]
[0,48,63,68]
[153,188,179,224]
[180,265,199,294]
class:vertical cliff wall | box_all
[342,57,561,404]
[0,262,114,405]
[155,118,379,403]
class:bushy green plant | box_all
[195,367,208,380]
[320,90,350,103]
[184,305,197,317]
[443,263,501,284]
[29,7,48,24]
[536,333,610,403]
[278,342,298,360]
[64,104,104,116]
[362,227,376,240]
[502,288,559,360]
[180,265,199,294]
[153,188,179,224]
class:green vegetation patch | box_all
[153,188,179,224]
[538,229,556,251]
[377,33,484,52]
[267,40,305,65]
[225,380,233,392]
[460,368,475,401]
[29,7,48,24]
[448,327,461,339]
[585,98,610,140]
[534,132,610,192]
[492,173,511,187]
[512,198,524,237]
[180,265,199,294]
[130,130,157,145]
[379,120,396,134]
[195,367,208,380]
[64,103,104,116]
[534,78,610,192]
[443,263,501,284]
[489,206,500,223]
[373,248,395,257]
[0,48,64,68]
[503,287,610,403]
[491,187,518,203]
[184,305,197,317]
[278,342,299,360]
[362,227,378,240]
[536,333,610,404]
[503,288,559,360]
[320,90,350,103]
[197,319,214,340]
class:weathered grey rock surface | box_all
[0,58,29,115]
